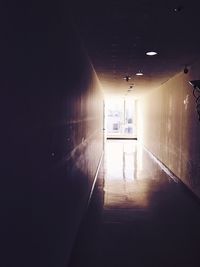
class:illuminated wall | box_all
[138,61,200,198]
[30,30,104,267]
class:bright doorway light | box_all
[105,97,137,139]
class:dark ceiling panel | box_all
[69,0,200,96]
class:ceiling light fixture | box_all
[146,51,158,56]
[136,71,143,76]
[123,75,131,82]
[174,6,184,12]
[128,86,134,91]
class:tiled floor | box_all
[69,140,200,267]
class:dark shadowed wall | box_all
[1,2,103,267]
[138,60,200,198]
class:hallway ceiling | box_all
[70,0,200,97]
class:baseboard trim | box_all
[143,146,179,183]
[143,145,200,205]
[88,150,104,206]
[68,150,104,266]
[107,137,137,140]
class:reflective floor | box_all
[69,140,200,267]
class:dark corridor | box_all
[2,2,200,267]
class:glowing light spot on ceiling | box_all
[146,51,158,56]
[136,72,144,76]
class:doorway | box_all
[105,98,137,139]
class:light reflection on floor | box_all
[105,140,137,180]
[103,140,178,221]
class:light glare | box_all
[136,72,144,76]
[146,51,157,56]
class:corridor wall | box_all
[138,60,200,198]
[1,2,104,267]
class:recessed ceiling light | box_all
[123,76,131,81]
[146,51,158,56]
[136,72,143,76]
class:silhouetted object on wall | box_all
[184,66,189,74]
[189,80,200,120]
